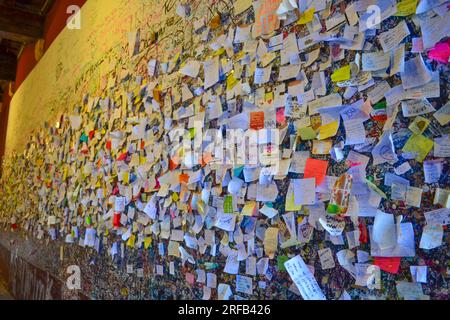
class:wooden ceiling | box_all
[0,0,54,95]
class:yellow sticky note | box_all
[318,121,339,140]
[235,50,245,61]
[298,126,317,140]
[189,128,196,139]
[241,201,257,216]
[264,227,278,259]
[144,237,152,249]
[265,92,273,103]
[127,234,136,248]
[409,116,430,135]
[280,238,301,249]
[402,134,434,162]
[197,199,205,215]
[227,73,238,90]
[213,47,225,56]
[285,189,302,212]
[122,171,130,184]
[297,7,315,25]
[394,0,418,16]
[331,65,351,82]
[63,166,68,181]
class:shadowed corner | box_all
[0,277,13,300]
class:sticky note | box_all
[250,111,265,130]
[297,7,315,25]
[144,237,152,249]
[408,116,430,135]
[127,234,136,248]
[241,201,257,216]
[227,73,238,90]
[277,255,289,271]
[285,186,303,212]
[304,158,328,186]
[264,227,278,259]
[402,134,434,162]
[428,40,450,64]
[298,126,317,140]
[374,257,401,274]
[331,65,351,82]
[179,173,189,184]
[186,272,195,284]
[318,121,339,140]
[394,0,418,16]
[223,195,234,213]
[276,107,286,124]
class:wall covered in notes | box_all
[0,0,449,300]
[6,0,202,155]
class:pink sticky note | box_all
[276,107,286,125]
[428,40,450,64]
[186,272,195,284]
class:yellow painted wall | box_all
[5,0,211,155]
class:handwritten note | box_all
[293,178,316,205]
[378,20,410,52]
[284,255,326,300]
[236,275,253,295]
[252,0,282,38]
[203,56,220,89]
[318,248,335,269]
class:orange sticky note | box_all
[169,157,180,170]
[304,158,328,186]
[202,152,213,166]
[179,173,189,184]
[210,15,221,30]
[250,111,265,130]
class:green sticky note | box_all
[327,204,339,214]
[204,262,219,270]
[277,255,289,271]
[233,166,244,178]
[373,101,387,110]
[80,133,89,143]
[189,128,196,139]
[223,195,233,213]
[298,126,317,140]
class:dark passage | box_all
[0,276,13,300]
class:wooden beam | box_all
[0,52,16,81]
[0,5,44,43]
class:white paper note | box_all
[284,255,326,300]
